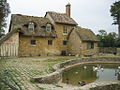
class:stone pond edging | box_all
[79,81,120,90]
[54,57,120,70]
[31,57,120,89]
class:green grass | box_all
[44,64,55,74]
[44,57,74,63]
[0,57,75,90]
[0,69,22,90]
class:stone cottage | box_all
[0,3,99,57]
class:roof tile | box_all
[46,12,78,25]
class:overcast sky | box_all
[7,0,119,34]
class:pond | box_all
[62,64,120,85]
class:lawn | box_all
[0,56,75,90]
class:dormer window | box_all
[28,22,34,31]
[46,24,51,32]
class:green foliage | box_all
[44,64,55,74]
[0,0,10,38]
[110,1,120,37]
[97,30,118,47]
[110,1,120,25]
[116,38,120,47]
[98,30,107,36]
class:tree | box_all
[0,0,10,38]
[104,32,117,47]
[97,30,107,47]
[97,30,118,47]
[116,38,120,47]
[97,30,107,36]
[110,1,120,37]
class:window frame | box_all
[63,40,68,45]
[61,50,67,56]
[46,24,52,32]
[63,26,68,35]
[48,40,53,45]
[87,42,94,49]
[30,40,36,46]
[28,22,35,31]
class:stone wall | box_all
[90,84,120,90]
[19,24,75,57]
[31,71,61,84]
[54,24,75,55]
[80,82,120,90]
[67,29,82,55]
[54,57,120,70]
[67,29,99,56]
[46,14,76,56]
[81,42,98,56]
[19,35,60,56]
[0,32,19,57]
[3,32,19,45]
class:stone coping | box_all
[79,81,120,90]
[53,57,120,70]
[31,57,120,89]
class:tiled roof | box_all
[46,12,78,25]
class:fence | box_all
[0,44,18,57]
[99,47,117,54]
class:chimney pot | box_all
[66,3,71,17]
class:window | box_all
[48,40,52,45]
[63,26,68,35]
[31,40,36,45]
[28,22,34,31]
[46,24,51,32]
[61,51,67,56]
[63,40,67,45]
[87,42,94,49]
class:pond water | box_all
[62,64,120,85]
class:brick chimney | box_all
[66,3,71,17]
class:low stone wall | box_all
[54,57,120,70]
[79,82,120,90]
[31,57,120,86]
[31,71,61,84]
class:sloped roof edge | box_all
[45,11,78,25]
[0,29,20,44]
[75,26,99,42]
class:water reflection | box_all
[62,64,120,85]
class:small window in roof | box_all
[28,22,34,31]
[46,24,52,32]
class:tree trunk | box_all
[118,14,120,38]
[118,24,120,38]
